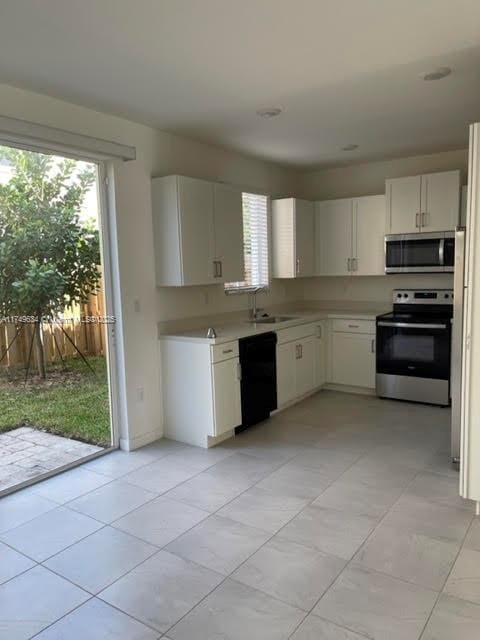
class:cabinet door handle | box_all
[415,212,421,229]
[347,258,351,271]
[317,325,322,339]
[352,258,357,271]
[213,261,220,277]
[236,362,242,381]
[348,324,359,329]
[295,344,300,359]
[218,260,223,278]
[422,212,429,227]
[296,258,300,275]
[371,338,375,353]
[223,348,233,354]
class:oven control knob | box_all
[403,293,408,298]
[397,293,402,298]
[444,293,449,299]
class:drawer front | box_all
[276,323,317,344]
[332,318,375,334]
[211,340,239,363]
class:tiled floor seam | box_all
[160,440,367,581]
[330,459,471,640]
[286,612,373,640]
[38,533,159,596]
[152,444,354,638]
[28,591,163,640]
[28,594,96,639]
[0,521,112,569]
[0,556,39,587]
[283,462,444,635]
[96,557,233,638]
[417,515,480,639]
[159,448,375,635]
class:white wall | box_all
[298,148,468,200]
[0,83,299,448]
[300,274,453,305]
[295,149,466,305]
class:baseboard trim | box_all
[323,383,375,396]
[207,430,234,448]
[120,427,163,451]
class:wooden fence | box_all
[0,286,106,371]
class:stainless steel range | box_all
[376,289,453,406]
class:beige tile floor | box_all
[0,427,103,492]
[0,390,478,640]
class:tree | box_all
[0,147,101,378]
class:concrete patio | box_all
[0,427,103,493]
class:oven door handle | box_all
[377,321,447,329]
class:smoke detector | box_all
[256,107,282,118]
[421,67,452,81]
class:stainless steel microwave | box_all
[385,232,455,274]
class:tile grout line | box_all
[158,439,374,637]
[417,513,480,639]
[307,456,473,639]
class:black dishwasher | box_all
[237,332,277,431]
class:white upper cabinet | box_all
[152,175,214,286]
[316,195,386,276]
[272,198,315,278]
[213,184,244,283]
[385,175,421,234]
[386,170,460,234]
[152,175,244,286]
[352,195,386,275]
[315,198,352,276]
[421,171,461,232]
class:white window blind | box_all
[225,192,269,291]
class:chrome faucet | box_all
[249,287,264,320]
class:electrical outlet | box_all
[133,299,141,313]
[136,387,144,402]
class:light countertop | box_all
[159,307,388,345]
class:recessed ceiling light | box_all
[341,144,359,151]
[256,107,282,118]
[421,67,452,81]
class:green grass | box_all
[0,356,111,446]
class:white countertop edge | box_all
[158,309,385,345]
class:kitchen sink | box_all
[246,315,298,324]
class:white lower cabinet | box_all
[161,338,241,447]
[331,331,376,389]
[296,336,316,397]
[276,342,297,407]
[276,326,321,407]
[212,357,242,437]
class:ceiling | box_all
[0,0,479,169]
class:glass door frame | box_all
[0,138,128,494]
